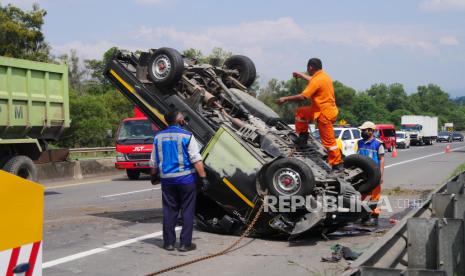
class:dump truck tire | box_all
[148,47,184,86]
[2,155,38,181]
[224,55,256,87]
[343,154,381,194]
[265,157,315,197]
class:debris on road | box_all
[321,244,362,263]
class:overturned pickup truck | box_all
[104,48,380,238]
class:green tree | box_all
[334,81,357,109]
[0,3,50,61]
[59,49,86,94]
[84,46,119,89]
[59,91,111,147]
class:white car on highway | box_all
[313,126,361,156]
[396,131,410,149]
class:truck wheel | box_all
[224,55,256,88]
[2,155,38,181]
[126,169,141,180]
[264,158,315,197]
[343,154,381,194]
[147,47,184,86]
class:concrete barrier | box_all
[36,158,117,182]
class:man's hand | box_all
[276,97,287,105]
[200,177,211,192]
[293,71,308,79]
[150,172,160,185]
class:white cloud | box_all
[52,40,120,60]
[135,18,440,54]
[439,36,460,45]
[419,0,465,11]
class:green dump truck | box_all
[0,56,69,181]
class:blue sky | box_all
[4,0,465,96]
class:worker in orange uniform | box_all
[276,58,343,171]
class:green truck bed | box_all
[0,56,69,141]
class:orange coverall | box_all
[295,70,342,166]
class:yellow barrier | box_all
[0,171,44,276]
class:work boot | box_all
[328,163,344,178]
[295,132,309,148]
[178,243,196,252]
[163,244,175,251]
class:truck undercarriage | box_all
[104,48,381,239]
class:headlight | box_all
[116,153,126,162]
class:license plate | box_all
[136,162,150,167]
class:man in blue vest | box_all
[150,110,209,252]
[357,121,385,226]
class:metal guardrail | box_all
[69,147,116,153]
[345,172,465,276]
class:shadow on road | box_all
[90,208,163,224]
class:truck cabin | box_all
[401,124,422,132]
[375,124,396,152]
[116,118,158,145]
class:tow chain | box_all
[145,203,265,276]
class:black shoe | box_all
[163,244,175,251]
[178,243,196,252]
[295,133,309,147]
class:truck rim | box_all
[272,168,302,196]
[152,54,172,80]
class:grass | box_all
[451,162,465,178]
[383,186,428,196]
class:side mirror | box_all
[106,129,113,139]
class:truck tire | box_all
[126,169,141,180]
[224,55,256,88]
[265,157,315,197]
[2,155,38,181]
[343,154,381,194]
[147,47,184,87]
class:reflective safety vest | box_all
[153,125,196,185]
[357,138,383,165]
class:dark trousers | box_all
[161,183,196,247]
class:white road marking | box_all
[385,145,465,169]
[43,227,182,269]
[45,178,116,190]
[101,187,161,198]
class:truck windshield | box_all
[382,129,396,137]
[401,125,421,131]
[117,119,156,144]
[396,133,405,138]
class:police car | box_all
[313,126,361,156]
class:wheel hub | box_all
[152,54,172,80]
[272,168,302,195]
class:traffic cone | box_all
[445,144,451,153]
[391,146,398,158]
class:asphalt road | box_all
[42,141,465,276]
